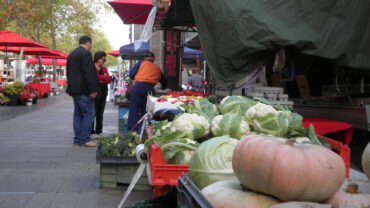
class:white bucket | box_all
[26,99,32,106]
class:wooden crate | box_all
[99,163,152,191]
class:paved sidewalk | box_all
[0,94,152,208]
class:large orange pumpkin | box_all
[232,135,346,202]
[325,183,370,207]
[201,180,281,208]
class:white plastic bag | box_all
[134,6,158,51]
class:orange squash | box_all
[201,180,281,208]
[232,135,346,202]
[325,183,370,207]
[362,142,370,179]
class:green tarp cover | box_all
[189,0,370,84]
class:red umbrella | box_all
[26,57,66,66]
[107,50,120,57]
[42,50,68,59]
[0,30,46,82]
[0,46,64,57]
[0,30,46,48]
[108,0,152,24]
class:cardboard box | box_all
[296,75,311,99]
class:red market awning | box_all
[0,46,64,57]
[26,57,67,66]
[108,0,152,24]
[0,30,46,48]
[42,50,68,59]
[107,50,120,57]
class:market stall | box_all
[27,82,51,98]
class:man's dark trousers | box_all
[127,82,153,132]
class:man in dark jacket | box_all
[66,36,98,147]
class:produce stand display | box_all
[147,135,350,197]
[96,147,151,191]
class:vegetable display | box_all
[201,180,281,208]
[188,136,238,190]
[99,133,140,157]
[232,134,346,202]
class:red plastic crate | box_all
[319,136,350,178]
[148,143,188,196]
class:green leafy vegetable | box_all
[161,139,199,164]
[99,133,140,157]
[211,105,250,139]
[189,136,238,189]
[220,96,257,115]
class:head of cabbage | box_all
[188,135,238,189]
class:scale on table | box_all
[117,113,152,208]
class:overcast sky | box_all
[101,11,131,50]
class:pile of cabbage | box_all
[146,95,322,165]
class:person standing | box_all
[66,36,98,147]
[187,69,206,92]
[91,51,111,138]
[127,52,167,132]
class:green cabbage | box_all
[188,136,238,189]
[220,96,257,115]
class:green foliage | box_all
[220,96,257,115]
[4,82,24,96]
[211,105,250,139]
[161,139,199,164]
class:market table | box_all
[56,79,66,86]
[27,82,51,98]
[302,117,353,145]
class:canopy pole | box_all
[5,45,9,83]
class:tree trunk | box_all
[50,16,57,82]
[16,19,24,82]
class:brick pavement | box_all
[0,94,152,208]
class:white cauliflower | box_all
[211,115,223,136]
[245,102,278,119]
[172,113,210,139]
[220,96,230,107]
[239,119,251,135]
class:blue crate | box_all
[118,106,129,120]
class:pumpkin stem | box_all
[285,138,296,146]
[345,183,358,194]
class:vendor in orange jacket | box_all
[127,52,167,132]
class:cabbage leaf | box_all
[189,136,238,189]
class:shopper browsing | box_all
[66,36,98,147]
[91,51,111,139]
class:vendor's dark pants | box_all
[127,82,153,132]
[92,85,108,135]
